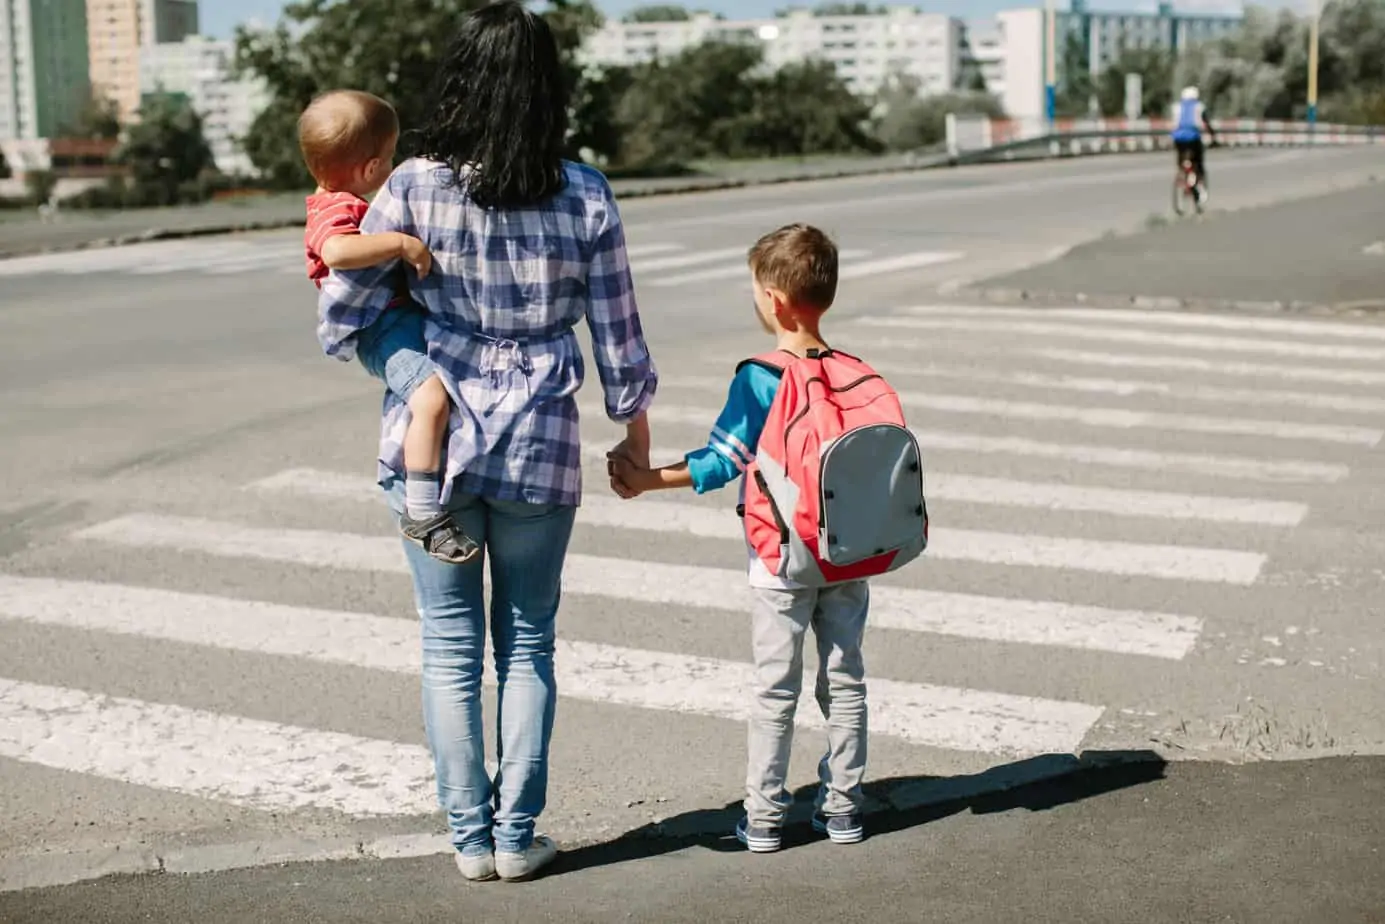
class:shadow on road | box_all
[550,749,1166,878]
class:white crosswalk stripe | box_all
[3,299,1381,843]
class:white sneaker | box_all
[495,835,558,882]
[455,850,497,882]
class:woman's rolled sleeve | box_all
[315,175,410,361]
[584,192,658,424]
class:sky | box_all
[199,0,1299,40]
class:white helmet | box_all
[1181,86,1200,101]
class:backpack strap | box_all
[734,349,798,378]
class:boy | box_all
[299,89,477,564]
[608,223,870,852]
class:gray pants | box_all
[745,580,870,828]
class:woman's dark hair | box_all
[413,1,570,210]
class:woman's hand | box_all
[607,441,646,499]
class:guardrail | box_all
[944,115,1384,163]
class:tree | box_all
[115,94,215,206]
[1095,45,1174,117]
[873,74,1004,151]
[25,170,57,206]
[613,39,764,166]
[62,95,122,140]
[738,59,881,158]
[233,0,604,189]
[1054,31,1095,117]
[623,5,690,22]
[568,63,636,166]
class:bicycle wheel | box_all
[1172,175,1187,216]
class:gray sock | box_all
[405,473,442,521]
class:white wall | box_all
[998,9,1044,119]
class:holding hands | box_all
[607,411,652,500]
[607,438,649,499]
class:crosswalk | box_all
[2,300,1383,865]
[0,234,965,287]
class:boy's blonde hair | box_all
[297,89,399,188]
[747,223,839,311]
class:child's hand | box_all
[399,235,432,278]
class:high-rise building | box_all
[0,0,91,141]
[86,0,198,121]
[140,35,268,176]
[994,2,1242,119]
[581,8,965,99]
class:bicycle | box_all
[1172,155,1206,217]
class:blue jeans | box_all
[356,302,437,401]
[399,491,577,857]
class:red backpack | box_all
[736,346,929,587]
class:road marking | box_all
[583,402,1351,483]
[852,316,1385,363]
[79,513,1205,658]
[891,390,1380,446]
[0,677,439,816]
[923,474,1305,525]
[247,470,1265,584]
[570,495,1264,585]
[649,249,869,287]
[899,304,1385,342]
[1029,348,1385,388]
[836,251,966,280]
[630,247,749,272]
[0,576,1104,754]
[870,362,1385,416]
[254,462,1306,528]
[624,242,683,258]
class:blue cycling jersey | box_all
[1172,98,1202,143]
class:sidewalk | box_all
[3,756,1381,923]
[971,179,1385,312]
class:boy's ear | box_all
[767,286,789,314]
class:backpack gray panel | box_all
[819,424,927,567]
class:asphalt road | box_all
[979,177,1385,310]
[1,147,1383,913]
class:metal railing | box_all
[944,115,1384,164]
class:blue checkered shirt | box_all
[317,158,658,507]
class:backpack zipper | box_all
[753,469,791,545]
[781,373,885,452]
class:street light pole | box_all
[1045,0,1057,124]
[1307,0,1320,124]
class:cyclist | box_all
[1171,86,1217,201]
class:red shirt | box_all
[304,190,370,287]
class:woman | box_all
[316,2,657,883]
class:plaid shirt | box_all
[317,158,658,507]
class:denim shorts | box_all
[355,301,438,401]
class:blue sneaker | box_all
[735,815,782,853]
[812,812,865,845]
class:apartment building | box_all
[995,1,1242,119]
[0,0,91,141]
[581,7,965,99]
[140,35,268,176]
[86,0,198,121]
